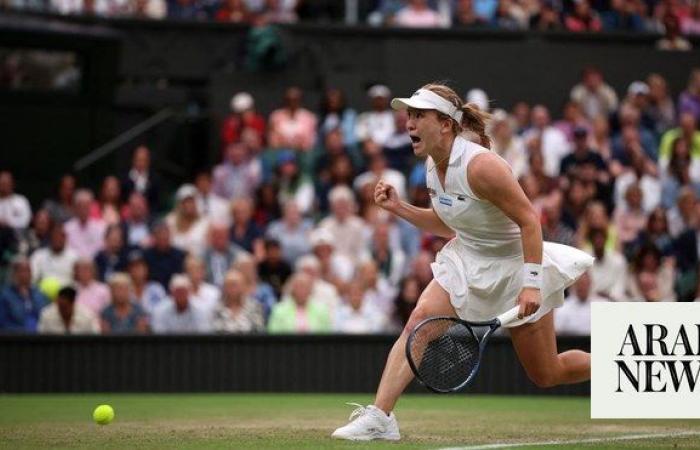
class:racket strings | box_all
[410,319,481,391]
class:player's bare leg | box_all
[509,311,590,387]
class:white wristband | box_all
[523,263,543,289]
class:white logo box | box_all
[591,302,700,418]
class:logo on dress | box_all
[438,195,452,207]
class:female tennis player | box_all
[332,83,594,441]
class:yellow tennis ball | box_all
[38,276,62,301]
[93,405,114,425]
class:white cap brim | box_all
[390,89,463,123]
[391,97,438,111]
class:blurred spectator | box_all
[526,148,559,195]
[319,88,358,150]
[613,183,648,253]
[681,1,700,35]
[274,150,315,215]
[646,73,676,135]
[19,209,52,256]
[230,198,265,256]
[152,274,211,333]
[295,254,341,316]
[667,186,697,237]
[185,255,220,317]
[268,86,317,152]
[215,0,250,22]
[627,207,674,259]
[393,0,447,27]
[410,250,435,291]
[310,227,355,291]
[91,176,122,226]
[315,151,359,214]
[511,101,531,136]
[541,192,577,246]
[382,110,414,175]
[257,0,298,23]
[529,0,562,30]
[166,184,210,257]
[679,69,700,123]
[121,192,153,248]
[194,171,231,226]
[393,275,420,329]
[64,189,106,259]
[356,85,396,158]
[623,81,657,133]
[624,244,676,301]
[334,278,387,333]
[167,0,209,19]
[358,259,397,319]
[268,272,332,333]
[354,153,407,201]
[564,0,602,31]
[559,127,608,181]
[318,185,370,264]
[94,224,131,281]
[602,0,645,31]
[554,272,604,335]
[490,109,528,179]
[370,221,406,287]
[656,14,692,51]
[38,286,100,334]
[570,67,619,121]
[254,183,282,226]
[74,258,110,316]
[130,0,167,18]
[0,171,31,231]
[453,0,487,26]
[554,101,590,143]
[143,222,186,288]
[0,257,48,333]
[212,270,264,333]
[590,115,613,161]
[30,223,78,285]
[524,105,571,177]
[127,249,168,316]
[212,142,263,200]
[220,92,266,147]
[120,145,160,211]
[492,0,528,29]
[203,222,248,287]
[258,239,292,297]
[659,112,700,179]
[660,136,700,209]
[42,174,76,224]
[233,253,277,318]
[613,148,660,213]
[587,227,626,301]
[265,200,313,264]
[100,273,148,334]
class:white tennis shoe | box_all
[331,403,401,441]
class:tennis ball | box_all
[93,405,114,425]
[38,276,62,301]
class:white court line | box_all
[437,430,700,450]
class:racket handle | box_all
[497,306,522,326]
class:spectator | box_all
[121,192,152,248]
[660,137,700,209]
[38,286,100,334]
[590,114,613,161]
[0,170,31,231]
[211,270,264,333]
[490,109,528,179]
[166,184,210,257]
[564,0,602,31]
[295,254,341,316]
[0,257,48,333]
[667,186,697,237]
[659,112,700,179]
[613,147,661,214]
[624,244,676,301]
[19,209,52,256]
[143,222,186,288]
[613,183,648,253]
[393,0,447,27]
[101,272,149,334]
[681,0,700,35]
[268,86,317,152]
[554,101,590,144]
[266,200,313,264]
[453,0,487,27]
[203,222,248,287]
[126,249,167,316]
[184,255,220,317]
[656,13,692,51]
[214,0,250,22]
[273,150,315,215]
[334,278,387,333]
[30,223,78,286]
[318,88,358,150]
[523,105,571,177]
[586,228,626,301]
[554,272,604,335]
[230,197,264,256]
[94,224,131,281]
[570,66,619,120]
[220,92,266,147]
[679,69,700,123]
[356,85,396,158]
[42,174,76,224]
[492,0,528,29]
[120,145,160,211]
[166,0,209,20]
[64,189,106,259]
[318,185,370,264]
[354,153,407,201]
[541,192,577,247]
[233,253,277,319]
[129,0,167,18]
[382,110,414,175]
[310,228,355,292]
[369,220,406,287]
[257,0,298,23]
[628,207,674,258]
[258,239,293,298]
[74,258,111,316]
[91,175,122,226]
[152,274,211,333]
[602,0,645,31]
[529,0,562,30]
[646,73,676,135]
[268,272,332,333]
[212,142,262,200]
[194,171,230,226]
[358,259,397,319]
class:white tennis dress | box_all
[427,136,594,327]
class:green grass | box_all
[0,394,698,449]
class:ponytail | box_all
[460,103,492,149]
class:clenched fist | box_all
[374,180,400,212]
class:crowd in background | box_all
[1,65,700,336]
[2,0,700,46]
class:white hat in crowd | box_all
[368,84,391,99]
[230,92,254,113]
[175,184,198,202]
[627,81,650,96]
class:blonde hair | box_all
[421,83,492,149]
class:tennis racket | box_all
[405,305,523,393]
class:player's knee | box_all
[403,305,430,333]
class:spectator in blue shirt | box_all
[143,222,186,289]
[0,257,49,333]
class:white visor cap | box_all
[391,89,463,123]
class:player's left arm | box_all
[467,152,543,316]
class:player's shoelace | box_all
[345,402,368,422]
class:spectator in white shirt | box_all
[30,224,79,286]
[393,0,448,28]
[295,254,341,316]
[586,228,626,301]
[38,286,100,335]
[523,105,571,177]
[318,186,370,264]
[152,274,212,334]
[554,272,605,336]
[185,255,221,317]
[356,85,396,157]
[166,184,210,257]
[354,153,407,201]
[358,259,397,318]
[194,171,231,226]
[0,171,31,230]
[334,279,387,334]
[64,189,106,259]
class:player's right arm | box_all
[374,180,455,239]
